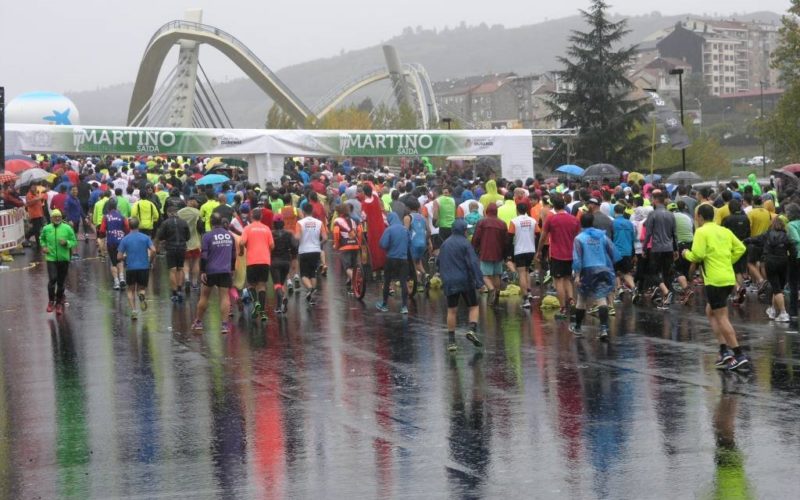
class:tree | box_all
[314,105,373,130]
[547,0,651,166]
[264,103,297,129]
[770,0,800,87]
[370,103,419,129]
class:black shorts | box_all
[166,250,186,269]
[205,272,232,288]
[674,242,692,277]
[340,250,358,270]
[705,285,734,310]
[246,264,271,284]
[299,252,321,278]
[270,260,291,285]
[383,257,409,282]
[107,244,120,266]
[765,258,788,295]
[539,244,549,262]
[615,255,634,274]
[747,245,762,265]
[431,233,443,250]
[439,227,452,241]
[550,259,573,279]
[447,289,478,308]
[733,250,748,275]
[514,252,535,269]
[125,269,150,288]
[651,251,674,284]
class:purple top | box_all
[201,228,236,274]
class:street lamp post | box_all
[760,81,767,176]
[669,68,686,171]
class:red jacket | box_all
[472,208,509,262]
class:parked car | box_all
[748,156,772,166]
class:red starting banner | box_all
[0,208,26,251]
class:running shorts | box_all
[125,269,150,288]
[205,272,232,288]
[446,289,478,308]
[550,259,573,279]
[299,252,321,278]
[246,264,271,284]
[705,285,734,310]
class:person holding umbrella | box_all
[40,209,77,314]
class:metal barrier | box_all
[0,208,26,251]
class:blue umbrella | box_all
[555,164,584,177]
[644,174,662,183]
[196,173,230,186]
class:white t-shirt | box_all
[297,216,324,254]
[509,214,537,255]
[459,199,484,217]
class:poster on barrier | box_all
[0,208,26,251]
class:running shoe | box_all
[465,330,482,347]
[281,296,288,314]
[776,312,790,323]
[608,306,616,316]
[599,327,609,340]
[184,281,191,292]
[320,265,328,277]
[55,302,64,315]
[680,289,694,305]
[447,342,458,352]
[569,324,582,336]
[293,275,301,287]
[177,293,184,303]
[727,354,750,371]
[542,272,553,285]
[113,281,120,291]
[221,321,231,334]
[631,287,641,304]
[170,295,179,303]
[191,283,200,291]
[587,305,600,314]
[191,319,204,331]
[260,311,268,322]
[375,301,389,312]
[251,303,262,319]
[131,310,138,320]
[766,306,777,320]
[119,280,126,289]
[658,292,673,310]
[308,288,318,305]
[735,287,747,305]
[400,306,409,315]
[47,301,55,313]
[521,298,532,309]
[286,279,294,294]
[715,350,735,368]
[138,293,147,311]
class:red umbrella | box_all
[778,164,800,175]
[4,158,36,174]
[0,172,18,185]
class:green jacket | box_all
[684,222,746,287]
[116,196,131,218]
[40,222,77,262]
[787,220,800,258]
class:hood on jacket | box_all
[452,218,468,236]
[461,190,474,203]
[748,173,758,183]
[582,227,607,240]
[485,180,498,195]
[387,212,401,226]
[486,203,498,217]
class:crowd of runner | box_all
[4,154,800,370]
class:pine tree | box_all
[547,0,651,166]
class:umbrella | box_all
[544,176,560,185]
[666,171,702,184]
[4,158,36,174]
[583,163,620,180]
[627,171,644,184]
[14,168,50,188]
[555,164,584,176]
[644,174,662,184]
[770,169,800,189]
[196,173,230,186]
[777,164,800,175]
[0,172,18,185]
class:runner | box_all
[406,198,431,288]
[131,193,159,237]
[683,204,749,370]
[177,197,203,292]
[25,181,47,250]
[193,213,237,333]
[508,202,538,307]
[669,201,695,303]
[239,208,275,322]
[332,203,362,289]
[375,212,411,314]
[438,219,484,351]
[98,198,129,290]
[117,217,156,320]
[270,215,297,314]
[745,217,792,322]
[296,203,327,305]
[156,207,191,303]
[472,202,508,306]
[537,195,580,319]
[40,209,77,314]
[612,204,636,299]
[643,191,678,310]
[570,213,619,339]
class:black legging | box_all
[382,258,409,306]
[47,261,70,303]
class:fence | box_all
[0,208,26,251]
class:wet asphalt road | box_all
[1,241,799,499]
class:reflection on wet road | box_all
[1,249,798,498]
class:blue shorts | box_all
[410,244,427,261]
[480,260,503,277]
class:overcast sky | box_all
[0,0,791,100]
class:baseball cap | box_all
[588,197,600,205]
